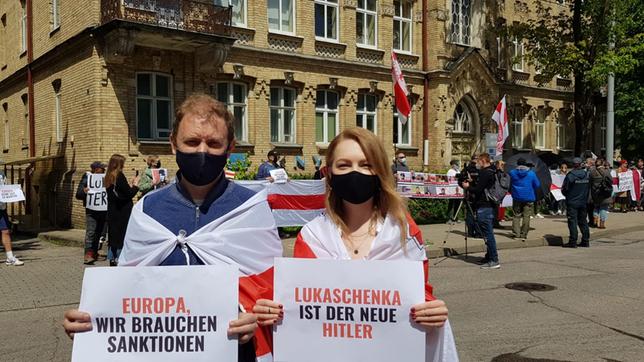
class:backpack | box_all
[592,170,613,197]
[485,170,511,205]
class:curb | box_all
[38,233,84,248]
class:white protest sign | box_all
[86,173,107,212]
[72,265,239,362]
[618,170,634,193]
[269,168,289,184]
[274,258,425,362]
[0,184,26,203]
[550,171,566,201]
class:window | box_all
[230,0,246,26]
[270,87,296,143]
[535,108,546,149]
[393,0,412,52]
[55,89,62,142]
[20,1,27,53]
[21,94,28,147]
[136,73,173,140]
[512,106,525,148]
[356,94,377,133]
[315,0,338,41]
[556,113,566,149]
[356,0,377,47]
[215,82,248,142]
[1,15,5,67]
[52,0,60,30]
[2,103,8,151]
[315,90,339,143]
[450,0,471,45]
[393,104,411,145]
[268,0,294,33]
[512,37,524,72]
[453,102,472,133]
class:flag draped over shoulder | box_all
[391,52,411,124]
[293,214,459,362]
[119,189,283,362]
[492,96,509,156]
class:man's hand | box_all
[83,187,89,193]
[462,181,470,189]
[410,299,448,329]
[252,299,283,327]
[63,309,92,339]
[228,313,258,344]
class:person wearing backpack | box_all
[591,158,613,229]
[561,158,591,248]
[461,153,500,269]
[509,158,541,240]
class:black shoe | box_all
[109,260,118,267]
[578,242,590,248]
[478,257,489,265]
[563,242,577,248]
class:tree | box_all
[506,0,644,155]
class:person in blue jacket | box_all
[509,158,541,239]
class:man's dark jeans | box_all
[84,211,107,254]
[476,207,499,263]
[566,206,590,244]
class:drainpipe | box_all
[421,0,429,171]
[25,0,34,215]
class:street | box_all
[1,224,644,361]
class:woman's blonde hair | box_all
[146,155,160,168]
[104,154,126,189]
[325,127,408,244]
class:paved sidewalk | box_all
[39,211,644,258]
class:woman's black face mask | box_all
[330,171,380,204]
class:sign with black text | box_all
[86,173,107,211]
[0,184,25,203]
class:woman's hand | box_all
[228,313,258,344]
[63,309,92,339]
[252,299,284,327]
[410,299,448,329]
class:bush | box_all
[407,198,451,225]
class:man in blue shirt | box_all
[509,158,541,240]
[256,150,278,180]
[562,157,591,248]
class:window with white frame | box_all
[356,94,377,133]
[356,0,377,47]
[20,1,27,53]
[512,106,525,148]
[55,88,62,143]
[556,113,566,149]
[230,0,246,26]
[453,102,472,133]
[512,37,524,72]
[450,0,471,45]
[315,90,339,143]
[393,0,412,52]
[268,0,294,33]
[136,73,173,140]
[315,0,338,41]
[535,108,546,149]
[52,0,60,30]
[215,82,248,142]
[270,87,296,143]
[393,103,411,145]
[2,103,8,151]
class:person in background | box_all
[446,160,460,223]
[585,158,597,227]
[391,152,410,174]
[462,153,500,269]
[104,154,140,266]
[75,161,108,264]
[256,150,278,180]
[0,172,24,266]
[459,155,481,238]
[551,162,568,215]
[637,158,644,211]
[590,158,613,229]
[138,155,164,196]
[615,160,630,213]
[509,158,541,240]
[561,158,590,248]
[493,159,507,229]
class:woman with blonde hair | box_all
[255,128,457,360]
[105,154,140,266]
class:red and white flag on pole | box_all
[492,96,509,156]
[391,52,411,124]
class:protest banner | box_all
[618,170,634,193]
[0,184,25,203]
[72,265,239,362]
[396,172,464,199]
[85,173,107,212]
[151,168,168,184]
[273,258,425,362]
[550,171,566,201]
[269,168,289,184]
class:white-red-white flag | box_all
[391,52,411,125]
[492,96,509,156]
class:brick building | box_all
[0,0,583,229]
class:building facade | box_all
[0,0,581,229]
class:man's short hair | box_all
[478,153,491,163]
[171,94,235,146]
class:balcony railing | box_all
[101,0,232,37]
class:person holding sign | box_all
[75,161,108,264]
[64,94,283,362]
[290,128,457,361]
[138,155,167,196]
[0,172,24,266]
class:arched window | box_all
[453,102,472,133]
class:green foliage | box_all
[227,154,256,180]
[289,172,315,180]
[407,199,451,225]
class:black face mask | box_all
[175,150,227,186]
[330,171,380,204]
